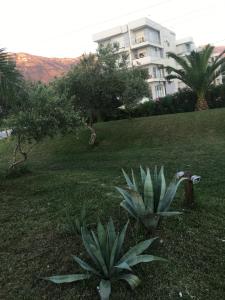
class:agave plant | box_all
[43,219,166,299]
[116,166,187,229]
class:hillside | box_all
[1,109,225,299]
[14,52,79,82]
[12,46,225,83]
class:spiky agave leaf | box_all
[125,254,167,266]
[144,168,154,212]
[140,165,147,185]
[43,273,91,284]
[118,273,141,289]
[120,200,138,220]
[99,279,111,300]
[107,218,117,250]
[118,237,158,263]
[116,187,145,217]
[157,211,182,217]
[157,177,187,212]
[81,227,107,276]
[115,220,129,262]
[131,169,138,192]
[122,169,136,190]
[72,255,100,275]
[158,166,166,202]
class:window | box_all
[135,30,145,44]
[186,43,191,52]
[149,28,160,44]
[135,49,147,59]
[155,85,165,98]
[110,36,125,49]
[150,46,163,58]
[151,66,164,78]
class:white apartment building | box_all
[176,37,196,90]
[176,37,196,57]
[93,18,180,100]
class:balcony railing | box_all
[135,36,145,44]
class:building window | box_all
[155,85,165,98]
[186,43,191,52]
[149,28,160,44]
[135,49,147,59]
[135,31,145,44]
[151,66,164,78]
[150,46,163,58]
[110,36,125,49]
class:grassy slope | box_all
[1,109,225,300]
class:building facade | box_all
[211,46,225,85]
[175,37,196,90]
[93,18,180,100]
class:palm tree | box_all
[166,45,225,110]
[0,48,22,114]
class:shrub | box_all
[130,101,156,118]
[206,84,225,108]
[43,219,166,300]
[116,166,186,230]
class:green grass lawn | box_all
[1,109,225,299]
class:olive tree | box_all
[54,44,149,145]
[6,82,80,169]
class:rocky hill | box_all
[14,53,79,83]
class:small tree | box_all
[119,67,149,116]
[165,45,225,111]
[7,82,80,169]
[54,44,149,145]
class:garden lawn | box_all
[1,108,225,299]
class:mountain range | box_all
[14,52,79,83]
[13,46,225,83]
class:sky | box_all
[0,0,224,58]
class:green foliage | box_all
[207,84,225,108]
[44,219,166,300]
[0,48,23,118]
[125,84,225,119]
[9,82,79,141]
[166,45,225,110]
[119,68,149,112]
[116,166,186,230]
[53,44,149,123]
[63,205,87,235]
[6,82,80,168]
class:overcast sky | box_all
[0,0,224,58]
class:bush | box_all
[130,101,156,118]
[43,219,166,300]
[111,84,225,120]
[206,84,225,108]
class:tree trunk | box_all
[9,135,30,169]
[195,95,208,111]
[87,123,96,145]
[83,119,97,145]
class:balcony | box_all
[147,75,166,83]
[132,56,165,66]
[131,39,162,50]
